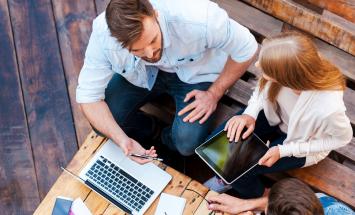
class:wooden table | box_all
[34,132,220,215]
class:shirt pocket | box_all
[111,63,140,85]
[175,52,204,66]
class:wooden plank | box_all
[288,157,355,207]
[145,166,192,214]
[84,191,110,214]
[103,204,126,215]
[95,0,110,14]
[8,0,79,198]
[218,0,355,82]
[194,190,223,215]
[34,132,105,214]
[306,0,355,22]
[213,0,284,38]
[52,0,97,145]
[343,160,355,171]
[0,0,40,214]
[322,10,355,33]
[336,138,355,162]
[281,23,355,82]
[241,0,355,55]
[181,180,209,214]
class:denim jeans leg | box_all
[98,73,164,143]
[160,73,214,156]
[231,131,306,198]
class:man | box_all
[76,0,257,163]
[207,178,353,215]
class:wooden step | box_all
[288,157,355,207]
[214,0,355,82]
[241,0,355,55]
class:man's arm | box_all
[178,56,255,124]
[77,18,156,164]
[178,2,258,124]
[80,101,126,144]
[208,56,254,102]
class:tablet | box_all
[195,130,269,184]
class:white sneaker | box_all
[204,176,232,193]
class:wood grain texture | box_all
[0,0,40,214]
[34,132,105,214]
[194,191,223,215]
[281,23,355,82]
[8,0,79,198]
[306,0,355,22]
[103,204,126,215]
[181,180,209,214]
[95,0,110,14]
[242,0,355,55]
[288,157,355,206]
[84,191,110,214]
[215,0,355,82]
[145,166,192,214]
[52,0,97,145]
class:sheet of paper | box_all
[154,193,186,215]
[69,198,92,215]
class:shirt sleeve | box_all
[76,30,115,104]
[206,2,258,63]
[278,111,353,158]
[243,84,264,120]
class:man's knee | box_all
[173,124,209,156]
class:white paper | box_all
[69,198,92,215]
[154,193,186,215]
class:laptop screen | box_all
[196,130,269,184]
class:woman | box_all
[205,32,353,198]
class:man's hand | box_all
[258,146,280,167]
[207,193,251,214]
[118,137,157,164]
[178,90,219,124]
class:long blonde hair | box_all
[259,32,346,103]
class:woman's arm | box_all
[242,84,264,120]
[279,111,353,158]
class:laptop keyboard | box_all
[85,156,154,211]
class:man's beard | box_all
[142,48,163,63]
[142,28,164,63]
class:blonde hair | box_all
[259,32,346,103]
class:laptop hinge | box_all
[85,180,132,214]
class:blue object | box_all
[52,197,73,215]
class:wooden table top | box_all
[34,132,220,215]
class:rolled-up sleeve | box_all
[206,2,258,63]
[76,30,114,104]
[279,111,353,158]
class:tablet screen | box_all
[196,130,269,184]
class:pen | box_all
[129,153,163,161]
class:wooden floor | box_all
[0,0,110,214]
[1,0,354,214]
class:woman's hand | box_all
[224,114,256,142]
[206,193,251,214]
[118,137,157,164]
[258,146,280,167]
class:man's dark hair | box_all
[267,178,324,215]
[106,0,155,48]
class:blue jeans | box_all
[100,72,214,156]
[210,110,306,198]
[317,193,354,215]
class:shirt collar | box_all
[157,11,171,49]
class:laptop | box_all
[195,130,269,184]
[64,139,172,215]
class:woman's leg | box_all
[231,136,306,199]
